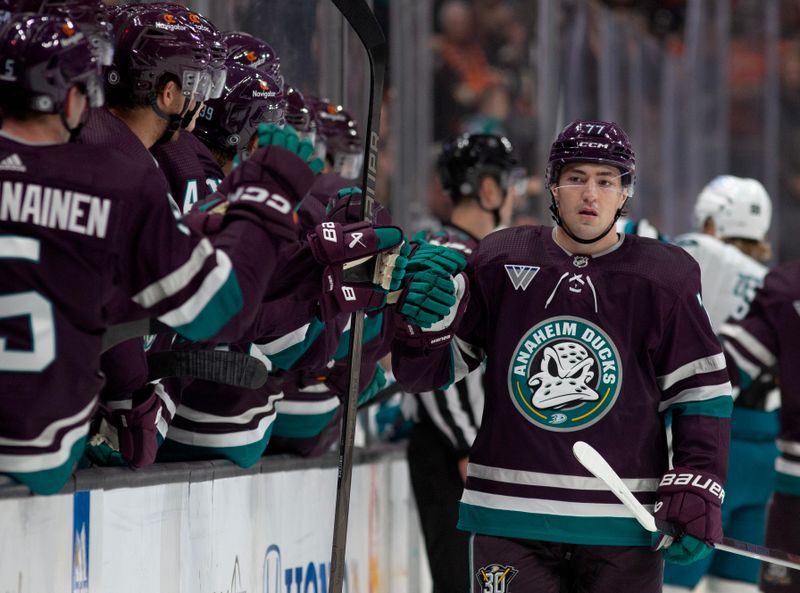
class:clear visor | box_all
[83,74,105,108]
[181,69,213,103]
[552,171,628,196]
[262,103,285,126]
[90,35,114,67]
[334,152,364,180]
[208,67,227,100]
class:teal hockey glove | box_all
[256,123,324,174]
[406,241,468,277]
[397,269,458,328]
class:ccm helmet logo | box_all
[230,186,292,215]
[659,472,725,502]
[577,141,609,149]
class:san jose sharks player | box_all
[716,260,800,593]
[665,175,776,593]
[391,120,732,592]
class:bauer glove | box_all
[651,467,724,565]
[307,221,408,320]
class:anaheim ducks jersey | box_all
[392,226,733,546]
[718,261,800,495]
[675,232,767,330]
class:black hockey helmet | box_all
[437,133,517,201]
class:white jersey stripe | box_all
[461,489,654,518]
[657,352,727,391]
[0,423,91,472]
[276,396,340,415]
[719,323,776,368]
[658,381,732,411]
[256,323,310,356]
[468,463,658,492]
[723,341,762,381]
[157,249,233,327]
[777,440,800,456]
[133,238,214,308]
[775,457,800,478]
[177,391,282,424]
[166,412,278,448]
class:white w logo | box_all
[504,264,539,291]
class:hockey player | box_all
[310,97,364,180]
[222,30,282,85]
[717,261,800,593]
[391,120,732,592]
[665,175,776,593]
[405,132,517,593]
[0,13,351,493]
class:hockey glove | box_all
[651,467,725,565]
[326,186,393,226]
[406,240,468,277]
[307,221,407,320]
[221,138,317,242]
[394,271,469,350]
[256,123,324,175]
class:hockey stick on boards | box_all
[326,2,386,593]
[146,350,268,388]
[572,441,800,572]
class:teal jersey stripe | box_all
[669,395,733,418]
[333,313,385,361]
[272,409,337,438]
[269,317,326,370]
[172,270,243,341]
[458,503,652,546]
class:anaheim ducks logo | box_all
[62,23,75,36]
[507,316,622,431]
[246,50,259,63]
[163,13,177,24]
[188,13,201,24]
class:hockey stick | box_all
[326,2,386,592]
[572,441,800,572]
[101,318,171,353]
[146,350,268,388]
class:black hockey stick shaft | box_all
[327,2,386,592]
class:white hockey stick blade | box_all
[572,441,657,532]
[573,441,800,572]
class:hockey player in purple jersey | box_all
[716,261,800,593]
[310,97,364,180]
[222,30,282,85]
[0,14,376,494]
[405,132,516,593]
[392,120,733,592]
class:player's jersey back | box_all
[0,132,175,492]
[675,232,767,330]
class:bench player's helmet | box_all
[13,0,113,66]
[546,119,636,244]
[194,63,284,157]
[310,97,363,179]
[222,30,281,86]
[0,13,104,137]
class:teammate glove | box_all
[307,221,407,320]
[651,467,725,565]
[256,123,324,175]
[221,136,318,241]
[406,240,468,277]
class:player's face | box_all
[553,163,627,239]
